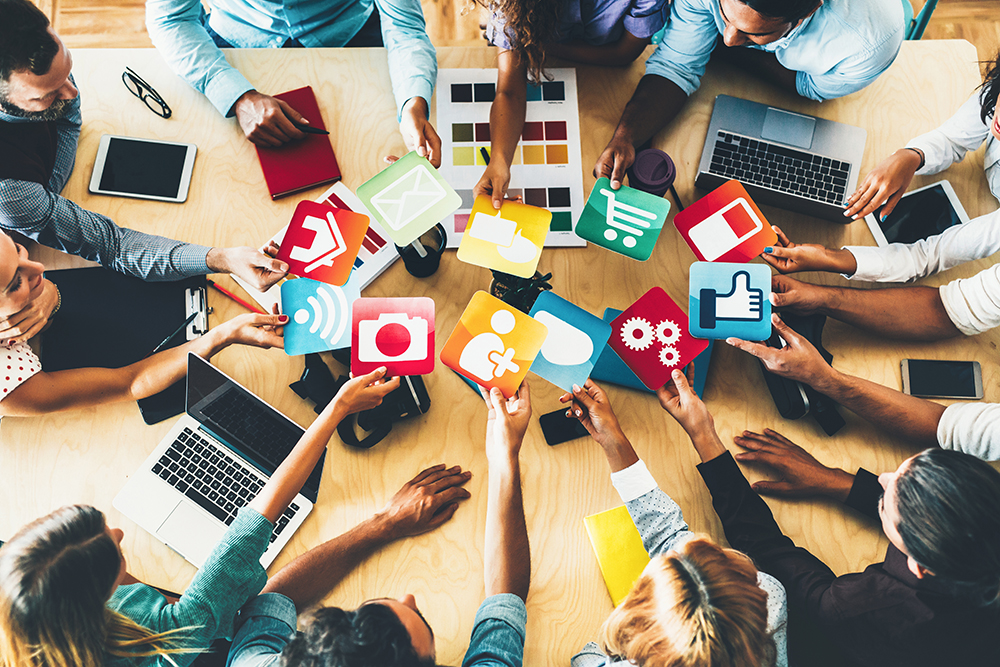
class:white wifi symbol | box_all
[293,284,349,346]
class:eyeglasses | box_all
[122,67,172,119]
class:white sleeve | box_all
[0,342,41,401]
[937,402,1000,461]
[610,458,659,502]
[843,209,1000,282]
[907,95,989,175]
[939,263,1000,336]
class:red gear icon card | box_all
[276,200,369,286]
[609,287,708,390]
[672,180,776,263]
[351,297,435,377]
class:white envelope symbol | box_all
[369,165,447,231]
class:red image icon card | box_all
[276,200,369,286]
[351,297,435,377]
[609,287,708,390]
[673,180,776,263]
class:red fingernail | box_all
[278,315,289,323]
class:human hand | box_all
[844,148,921,220]
[655,365,715,438]
[233,90,308,147]
[0,279,58,344]
[376,464,473,538]
[558,380,628,450]
[473,161,512,210]
[733,428,855,500]
[594,134,635,190]
[207,246,289,291]
[481,379,532,461]
[769,274,833,316]
[397,98,442,167]
[760,225,858,275]
[331,367,401,417]
[726,313,832,385]
[222,312,287,349]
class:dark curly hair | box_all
[476,0,562,82]
[279,604,438,667]
[742,0,822,22]
[979,48,1000,125]
[0,0,58,83]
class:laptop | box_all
[695,95,866,222]
[114,353,324,569]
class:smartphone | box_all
[901,359,983,399]
[539,409,590,446]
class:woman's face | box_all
[0,236,45,319]
[878,455,930,579]
[991,103,999,141]
[104,524,127,594]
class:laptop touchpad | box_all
[761,108,815,149]
[157,502,226,567]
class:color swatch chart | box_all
[437,68,586,249]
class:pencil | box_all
[207,279,267,314]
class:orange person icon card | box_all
[457,196,552,278]
[276,200,369,286]
[441,291,549,397]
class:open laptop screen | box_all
[185,353,324,502]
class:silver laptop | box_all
[695,95,866,222]
[114,353,322,568]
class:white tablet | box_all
[864,180,969,247]
[89,135,197,203]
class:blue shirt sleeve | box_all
[49,95,81,194]
[374,0,437,120]
[792,20,903,101]
[146,0,255,116]
[461,594,527,667]
[642,0,716,96]
[625,486,696,557]
[226,593,297,667]
[623,0,670,39]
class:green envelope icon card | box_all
[356,151,462,246]
[575,177,670,260]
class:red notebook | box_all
[255,86,342,199]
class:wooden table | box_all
[2,41,996,666]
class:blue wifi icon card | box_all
[282,277,361,356]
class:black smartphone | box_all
[539,409,590,446]
[901,359,983,399]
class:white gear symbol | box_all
[621,317,655,351]
[655,319,681,346]
[659,345,680,366]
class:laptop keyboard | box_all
[151,427,299,543]
[708,131,851,206]
[200,388,301,468]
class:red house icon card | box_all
[351,297,435,377]
[673,180,776,263]
[276,200,369,286]
[609,287,708,390]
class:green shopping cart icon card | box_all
[356,151,462,246]
[575,177,670,261]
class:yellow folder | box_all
[583,505,651,606]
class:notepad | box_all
[255,86,341,199]
[583,505,651,606]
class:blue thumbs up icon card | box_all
[527,291,612,391]
[688,262,771,341]
[281,277,361,355]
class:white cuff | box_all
[610,459,658,503]
[937,402,1000,461]
[841,246,884,281]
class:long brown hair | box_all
[599,537,775,667]
[0,505,195,667]
[475,0,561,82]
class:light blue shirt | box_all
[146,0,437,120]
[646,0,904,101]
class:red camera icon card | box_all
[673,180,776,263]
[609,287,708,390]
[351,297,435,377]
[276,200,369,286]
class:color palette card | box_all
[276,201,369,286]
[673,180,776,262]
[583,505,650,607]
[441,291,548,398]
[281,277,360,356]
[457,196,551,278]
[689,262,771,341]
[609,287,708,390]
[356,151,461,246]
[527,292,612,391]
[351,297,435,376]
[575,178,670,260]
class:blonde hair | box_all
[0,505,197,667]
[599,537,774,667]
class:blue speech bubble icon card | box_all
[527,292,612,391]
[688,262,771,341]
[281,277,361,355]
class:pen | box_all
[207,279,267,314]
[150,312,198,355]
[480,147,490,165]
[292,120,329,135]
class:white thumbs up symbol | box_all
[699,271,763,328]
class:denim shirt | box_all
[646,0,904,101]
[146,0,436,120]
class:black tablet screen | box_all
[99,137,188,198]
[874,184,963,245]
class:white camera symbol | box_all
[357,313,428,363]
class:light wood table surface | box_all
[2,41,997,666]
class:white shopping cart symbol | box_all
[600,189,658,249]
